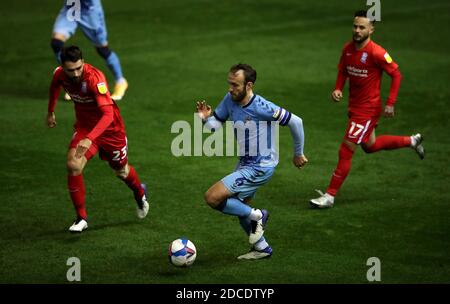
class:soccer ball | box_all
[169,238,197,267]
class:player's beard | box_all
[353,32,369,44]
[69,71,84,83]
[231,87,247,102]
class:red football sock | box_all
[68,174,87,219]
[326,143,354,196]
[123,165,145,200]
[364,135,411,153]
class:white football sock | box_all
[248,208,263,221]
[254,239,269,251]
[410,136,416,147]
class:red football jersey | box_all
[336,40,399,117]
[49,63,124,133]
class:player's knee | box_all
[114,164,129,179]
[66,158,83,174]
[95,46,112,60]
[204,190,220,208]
[361,144,374,153]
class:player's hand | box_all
[196,100,212,120]
[47,112,56,128]
[384,105,395,118]
[293,154,308,169]
[331,90,343,102]
[75,138,92,159]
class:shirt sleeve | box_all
[373,46,399,75]
[89,70,113,107]
[335,45,348,91]
[212,94,230,122]
[86,104,114,141]
[48,67,63,113]
[256,99,292,126]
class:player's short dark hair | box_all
[354,10,375,25]
[60,45,83,63]
[229,63,257,84]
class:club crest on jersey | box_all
[384,52,393,63]
[81,81,87,93]
[361,52,368,64]
[97,82,107,94]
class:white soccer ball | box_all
[169,238,197,267]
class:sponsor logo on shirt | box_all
[346,66,368,77]
[71,95,95,103]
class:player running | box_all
[50,0,128,101]
[46,46,148,232]
[310,10,425,209]
[196,64,308,260]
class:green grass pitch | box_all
[1,0,449,283]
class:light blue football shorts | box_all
[52,0,108,46]
[221,164,275,201]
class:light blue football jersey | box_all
[213,93,292,168]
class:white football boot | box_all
[136,183,149,219]
[237,246,273,260]
[309,190,335,209]
[137,199,149,219]
[249,209,269,245]
[69,218,88,233]
[411,133,425,160]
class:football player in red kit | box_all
[47,46,149,232]
[310,10,425,208]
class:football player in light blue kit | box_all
[196,64,308,260]
[50,0,128,101]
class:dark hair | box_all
[60,45,83,63]
[354,9,375,24]
[229,63,257,84]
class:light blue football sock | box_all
[105,51,124,82]
[221,197,252,218]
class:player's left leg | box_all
[78,3,128,100]
[95,45,128,101]
[237,199,273,260]
[114,162,149,219]
[98,132,148,218]
[361,130,425,159]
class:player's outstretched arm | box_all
[287,113,308,169]
[196,100,212,120]
[196,100,223,131]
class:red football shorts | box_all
[344,115,379,144]
[69,129,128,169]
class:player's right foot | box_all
[111,79,128,101]
[64,92,71,101]
[249,209,269,245]
[237,245,273,260]
[136,183,149,219]
[69,218,88,233]
[411,133,425,160]
[310,190,334,209]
